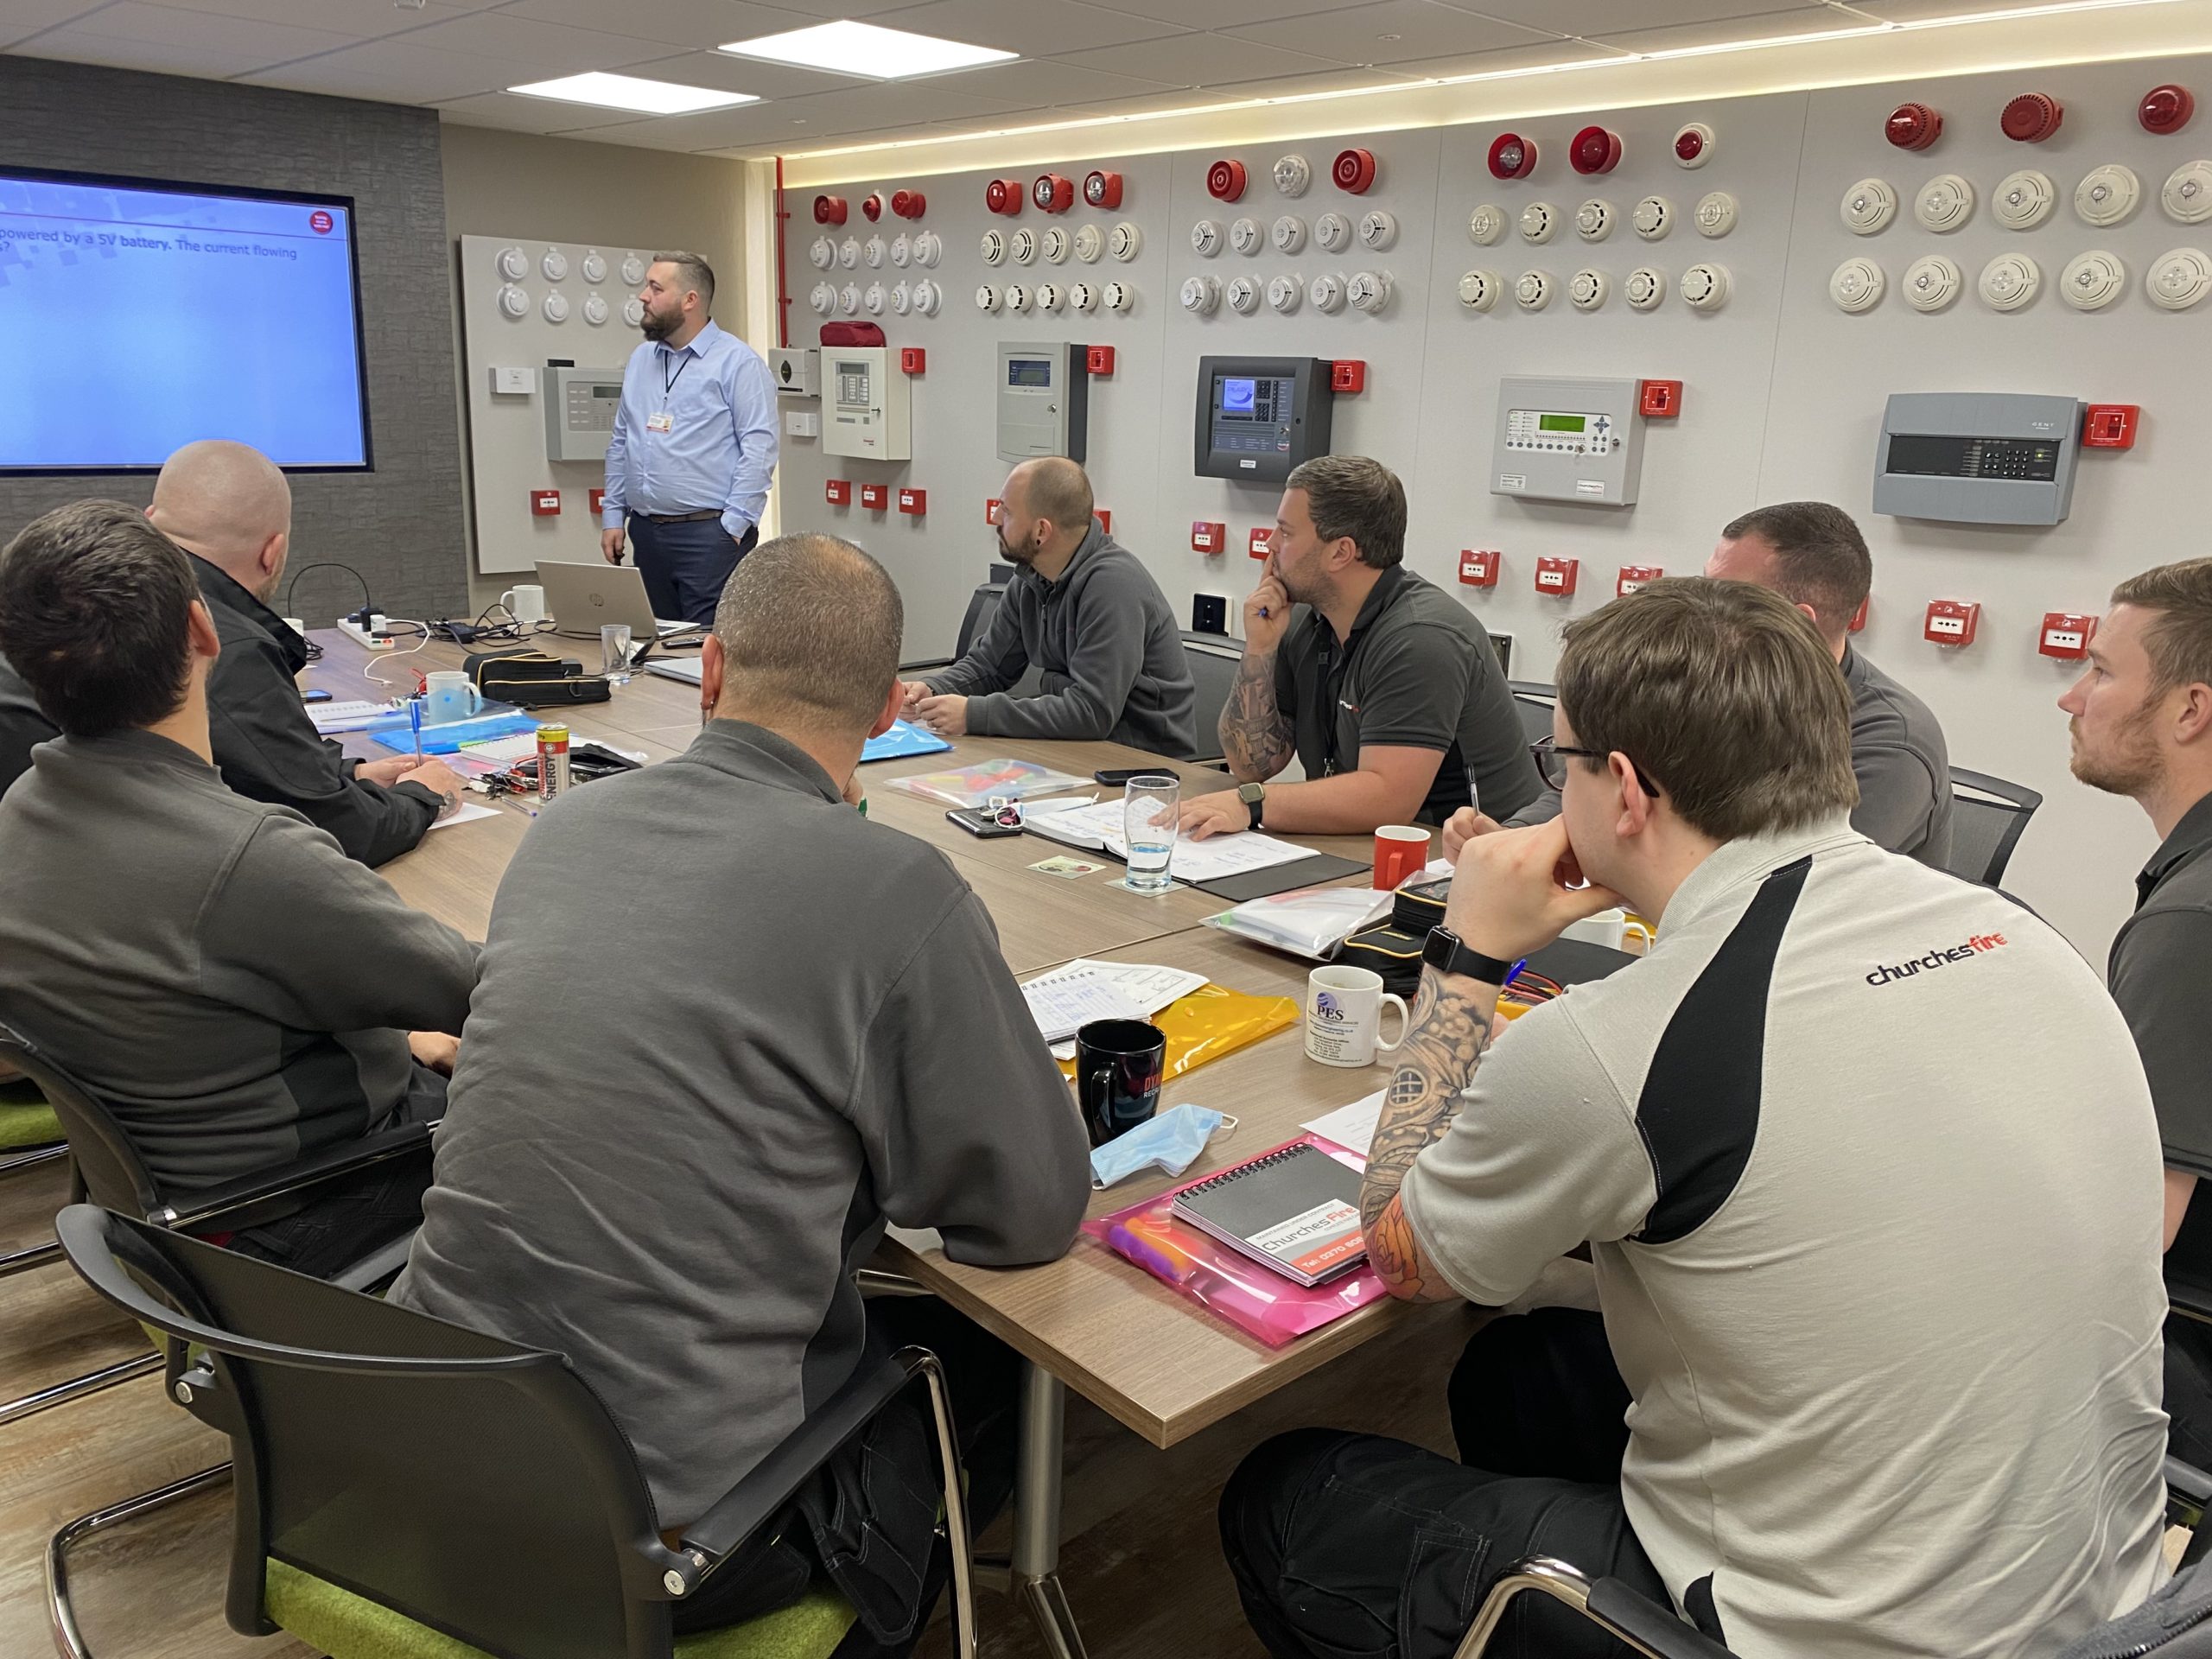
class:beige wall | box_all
[438,123,749,608]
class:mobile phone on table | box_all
[945,807,1025,838]
[1093,767,1160,787]
[303,689,333,702]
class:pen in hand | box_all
[410,698,423,766]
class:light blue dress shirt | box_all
[601,319,779,541]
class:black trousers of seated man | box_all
[1222,1308,1682,1659]
[669,1295,1023,1657]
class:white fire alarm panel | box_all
[821,347,912,461]
[1491,376,1646,507]
[997,340,1090,463]
[540,366,625,461]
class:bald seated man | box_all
[900,456,1197,757]
[147,441,458,866]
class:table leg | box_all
[1011,1361,1090,1659]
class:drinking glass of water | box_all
[601,623,634,685]
[1122,774,1181,893]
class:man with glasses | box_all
[1221,579,2166,1659]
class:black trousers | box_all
[1220,1308,1674,1659]
[628,515,757,627]
[224,1066,448,1282]
[2168,1313,2212,1475]
[670,1295,1022,1656]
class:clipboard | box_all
[1192,853,1369,902]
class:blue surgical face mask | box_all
[1090,1103,1236,1189]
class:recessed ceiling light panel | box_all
[507,72,756,114]
[719,21,1015,79]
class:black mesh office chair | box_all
[0,1073,67,1278]
[1182,633,1243,765]
[51,1204,976,1659]
[1509,680,1558,748]
[0,1021,426,1427]
[1946,767,2044,887]
[1453,1457,2212,1659]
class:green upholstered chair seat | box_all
[0,1090,61,1152]
[265,1557,859,1659]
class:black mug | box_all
[1075,1019,1166,1148]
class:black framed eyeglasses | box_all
[1529,735,1662,797]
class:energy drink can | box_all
[536,723,571,800]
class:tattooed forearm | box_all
[1219,650,1295,782]
[1359,964,1497,1300]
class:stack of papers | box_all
[308,699,403,734]
[887,759,1090,810]
[1023,797,1319,886]
[1020,958,1211,1048]
[1301,1090,1384,1162]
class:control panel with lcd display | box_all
[1491,377,1646,506]
[822,346,912,461]
[1873,392,2083,525]
[1193,357,1333,482]
[996,340,1090,463]
[541,367,626,462]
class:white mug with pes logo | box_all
[1304,965,1410,1068]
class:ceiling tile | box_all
[435,90,657,131]
[1083,0,1372,27]
[557,99,859,149]
[868,0,1180,56]
[136,0,493,35]
[35,0,361,61]
[0,0,117,50]
[713,0,942,16]
[763,77,1039,130]
[1224,1,1556,68]
[1829,0,2022,17]
[1047,67,1408,118]
[378,11,683,74]
[608,49,871,99]
[1049,31,1344,88]
[1449,0,1833,30]
[236,39,525,101]
[1584,7,1878,52]
[1379,38,1631,80]
[12,33,284,78]
[901,56,1179,107]
[489,0,823,49]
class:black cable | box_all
[283,562,372,626]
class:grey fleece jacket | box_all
[924,524,1198,758]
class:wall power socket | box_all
[1192,593,1230,635]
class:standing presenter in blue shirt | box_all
[600,252,779,626]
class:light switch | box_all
[492,366,532,396]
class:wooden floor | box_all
[0,1154,1478,1659]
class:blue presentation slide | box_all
[0,174,369,469]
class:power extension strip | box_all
[335,616,394,652]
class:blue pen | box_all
[1504,958,1526,987]
[409,698,423,766]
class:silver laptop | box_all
[535,560,696,642]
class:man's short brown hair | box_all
[652,250,716,311]
[1286,455,1405,569]
[1558,577,1858,842]
[711,533,900,733]
[1721,501,1872,639]
[2112,559,2212,696]
[0,500,200,738]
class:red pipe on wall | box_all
[775,155,791,349]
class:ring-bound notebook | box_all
[1169,1141,1369,1287]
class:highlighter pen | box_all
[409,698,423,766]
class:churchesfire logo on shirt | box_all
[1865,931,2009,987]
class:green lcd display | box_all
[1538,414,1586,433]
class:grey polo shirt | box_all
[392,720,1092,1524]
[0,730,479,1192]
[925,524,1198,758]
[1272,566,1541,824]
[2110,789,2212,1302]
[1404,817,2166,1658]
[0,648,55,797]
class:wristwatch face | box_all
[1237,782,1265,805]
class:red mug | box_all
[1372,824,1430,889]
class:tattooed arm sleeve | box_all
[1360,964,1499,1302]
[1219,648,1296,783]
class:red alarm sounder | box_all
[2141,84,2196,134]
[1570,125,1623,175]
[2000,92,2063,143]
[1885,102,1942,150]
[1083,169,1123,209]
[889,189,926,219]
[1206,158,1247,202]
[860,193,883,221]
[1488,132,1538,180]
[1332,148,1378,194]
[984,178,1023,216]
[813,194,849,225]
[1032,173,1074,213]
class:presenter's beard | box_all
[639,309,675,341]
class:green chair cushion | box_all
[265,1557,858,1659]
[0,1094,61,1152]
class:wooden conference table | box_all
[305,628,1430,1658]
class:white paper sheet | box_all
[1038,959,1212,1058]
[308,699,400,733]
[1300,1090,1385,1160]
[1022,798,1319,884]
[423,801,504,832]
[1019,964,1148,1044]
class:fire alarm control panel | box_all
[1872,391,2083,526]
[1491,377,1646,507]
[996,341,1090,464]
[821,347,912,461]
[541,367,626,462]
[768,347,819,397]
[1193,357,1334,483]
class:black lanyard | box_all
[1317,627,1367,778]
[661,348,692,397]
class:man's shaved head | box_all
[1009,456,1094,537]
[147,441,293,600]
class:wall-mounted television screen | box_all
[0,167,371,472]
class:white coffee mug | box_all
[423,670,483,726]
[1560,907,1656,953]
[499,584,547,626]
[1305,965,1410,1069]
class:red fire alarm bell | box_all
[898,488,925,517]
[859,484,889,512]
[2039,613,2097,659]
[1205,158,1247,202]
[825,480,852,506]
[2001,92,2064,143]
[1332,148,1378,194]
[1331,360,1366,394]
[1885,102,1943,151]
[1032,173,1074,213]
[860,193,883,221]
[890,189,927,219]
[529,489,560,517]
[1192,521,1226,555]
[1247,527,1273,559]
[1487,132,1537,180]
[588,488,606,514]
[1459,550,1500,588]
[984,178,1023,216]
[1618,565,1662,597]
[2083,404,2139,448]
[1924,600,1980,647]
[1850,595,1870,633]
[1535,556,1579,597]
[1084,170,1123,210]
[2141,84,2196,135]
[813,194,848,225]
[899,347,925,374]
[1570,125,1624,175]
[1639,379,1682,418]
[1086,345,1116,376]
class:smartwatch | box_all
[1236,780,1266,830]
[1421,925,1516,986]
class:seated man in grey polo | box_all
[0,502,480,1280]
[1224,579,2167,1659]
[147,439,461,867]
[0,647,55,794]
[1179,454,1540,839]
[899,456,1197,757]
[394,533,1090,1650]
[2060,556,2212,1471]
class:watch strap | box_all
[1422,925,1515,986]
